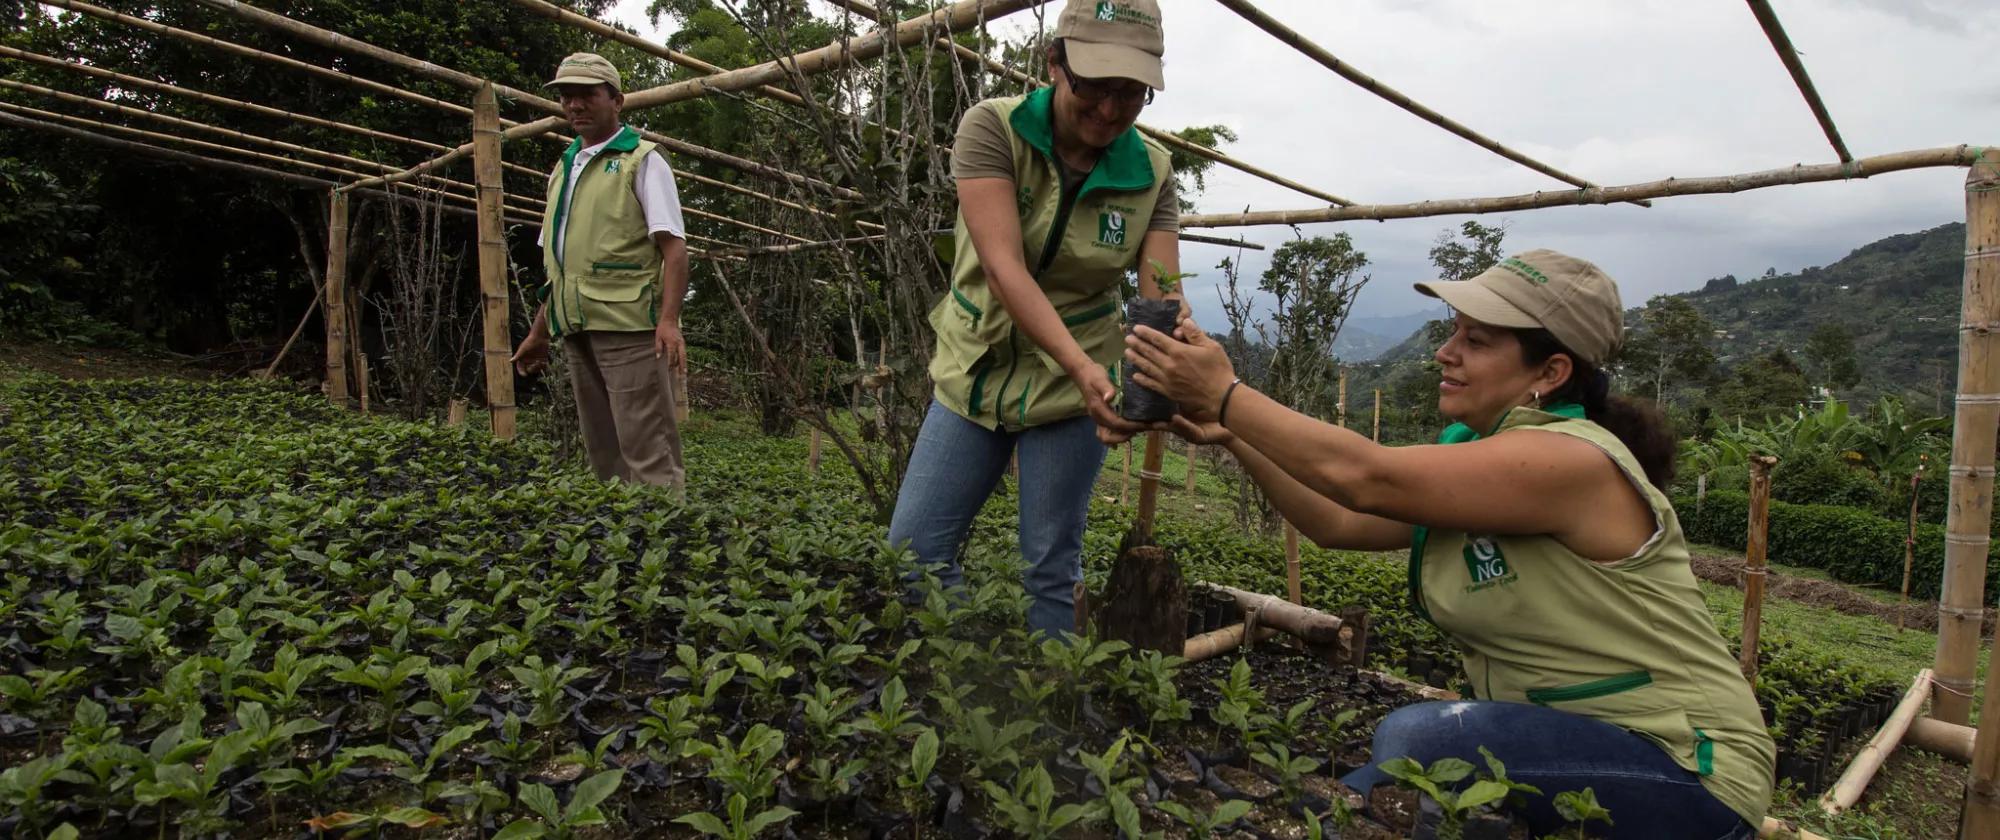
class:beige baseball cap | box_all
[1053,0,1166,91]
[1414,249,1626,366]
[547,53,621,92]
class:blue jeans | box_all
[1341,701,1756,840]
[887,400,1106,636]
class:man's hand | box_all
[1125,315,1238,417]
[1165,414,1234,446]
[511,332,550,376]
[1070,362,1146,443]
[653,321,686,375]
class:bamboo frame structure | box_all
[1936,149,2000,727]
[1741,455,1777,682]
[1744,0,1852,163]
[472,85,517,441]
[1135,431,1167,537]
[1822,670,1931,815]
[1199,582,1364,666]
[1959,149,2000,837]
[1180,146,1988,228]
[1209,0,1638,206]
[833,0,1356,208]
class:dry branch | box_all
[1179,146,1990,228]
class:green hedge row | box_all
[1675,490,2000,600]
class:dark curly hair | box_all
[1516,328,1677,491]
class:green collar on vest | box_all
[1007,87,1154,196]
[561,125,642,162]
[1409,402,1585,627]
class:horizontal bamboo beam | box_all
[834,0,1353,208]
[508,0,807,106]
[1209,0,1642,207]
[1177,231,1265,250]
[1820,669,1931,815]
[1182,623,1279,663]
[0,45,547,182]
[1909,716,1975,764]
[1744,0,1852,164]
[1180,145,1990,228]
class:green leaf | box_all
[518,782,562,823]
[567,769,625,817]
[673,812,730,836]
[743,804,800,835]
[1211,799,1253,824]
[491,819,547,840]
[379,807,447,828]
[909,728,939,782]
[1454,780,1511,812]
[1428,757,1475,784]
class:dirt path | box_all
[1690,550,1996,635]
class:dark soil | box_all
[1689,551,1998,636]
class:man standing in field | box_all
[512,53,689,491]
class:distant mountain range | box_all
[1333,306,1448,362]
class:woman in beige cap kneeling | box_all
[1124,250,1772,839]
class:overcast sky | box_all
[607,0,1997,327]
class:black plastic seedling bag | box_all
[1120,297,1181,422]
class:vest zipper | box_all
[994,165,1082,428]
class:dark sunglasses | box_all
[1056,53,1154,106]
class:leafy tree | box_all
[1704,348,1811,425]
[1427,220,1507,284]
[1620,295,1718,404]
[1167,124,1238,213]
[1804,322,1862,392]
[1259,234,1369,420]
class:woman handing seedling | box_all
[886,0,1183,637]
[1125,250,1774,839]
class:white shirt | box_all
[541,130,686,262]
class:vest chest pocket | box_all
[580,263,654,303]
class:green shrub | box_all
[1770,451,1885,511]
[1677,491,2000,600]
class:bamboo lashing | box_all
[472,85,517,441]
[1741,455,1777,682]
[831,0,1355,208]
[1821,670,1932,815]
[1937,149,2000,728]
[1208,0,1640,207]
[1181,146,1990,228]
[1743,0,1852,164]
[324,190,351,406]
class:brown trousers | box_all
[564,330,684,489]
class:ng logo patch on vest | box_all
[604,158,622,174]
[1097,210,1126,247]
[1463,536,1518,592]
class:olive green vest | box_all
[1410,407,1774,827]
[541,125,664,337]
[928,89,1173,430]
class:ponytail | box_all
[1517,329,1677,491]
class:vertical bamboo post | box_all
[1184,445,1199,491]
[1284,522,1302,604]
[1336,369,1348,427]
[1965,597,2000,837]
[1741,455,1777,682]
[1372,388,1381,442]
[446,398,468,427]
[472,83,516,440]
[323,189,350,406]
[808,427,822,475]
[1135,432,1166,537]
[674,357,691,422]
[1937,149,2000,726]
[1899,466,1923,631]
[352,303,369,414]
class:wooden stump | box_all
[1094,530,1187,654]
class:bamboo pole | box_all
[1209,0,1638,205]
[0,100,546,224]
[1899,466,1923,631]
[0,45,544,181]
[324,190,350,407]
[1182,623,1280,663]
[1336,369,1348,426]
[1181,146,1990,228]
[472,85,517,441]
[1821,669,1932,815]
[507,0,807,107]
[808,428,822,475]
[1284,522,1302,604]
[1120,440,1133,505]
[1743,0,1852,164]
[1937,148,2000,726]
[833,0,1355,208]
[261,278,323,379]
[1741,455,1777,682]
[38,0,482,120]
[1372,389,1381,442]
[1135,431,1166,537]
[1970,629,2000,837]
[446,399,468,427]
[1184,445,1198,491]
[1199,583,1357,655]
[1909,717,1975,764]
